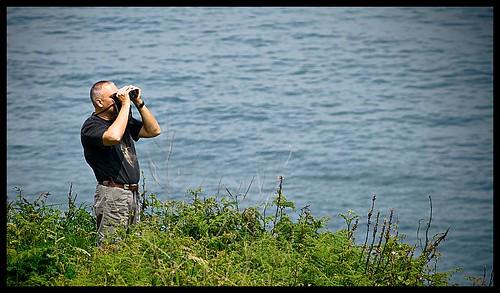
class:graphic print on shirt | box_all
[120,139,136,166]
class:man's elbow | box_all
[105,137,121,145]
[151,126,161,137]
[102,132,122,145]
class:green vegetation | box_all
[7,177,459,286]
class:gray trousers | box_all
[93,184,139,244]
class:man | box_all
[81,80,161,244]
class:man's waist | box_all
[100,180,139,192]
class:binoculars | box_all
[112,89,139,110]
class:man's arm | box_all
[133,93,161,138]
[102,95,131,146]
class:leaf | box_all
[73,247,91,257]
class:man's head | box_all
[90,80,119,116]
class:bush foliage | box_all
[7,178,458,286]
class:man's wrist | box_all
[136,100,145,109]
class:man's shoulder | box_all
[81,114,107,132]
[82,114,95,128]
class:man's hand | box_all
[128,85,144,108]
[115,85,133,105]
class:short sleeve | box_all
[129,116,143,141]
[81,119,108,147]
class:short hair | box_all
[90,80,113,105]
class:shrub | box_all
[7,178,461,286]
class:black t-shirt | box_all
[81,113,143,184]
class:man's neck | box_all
[94,107,116,121]
[94,104,115,121]
[96,112,115,121]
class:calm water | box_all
[7,7,493,285]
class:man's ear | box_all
[95,98,103,107]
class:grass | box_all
[6,176,464,286]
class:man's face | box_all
[98,82,119,114]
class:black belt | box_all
[100,180,139,192]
